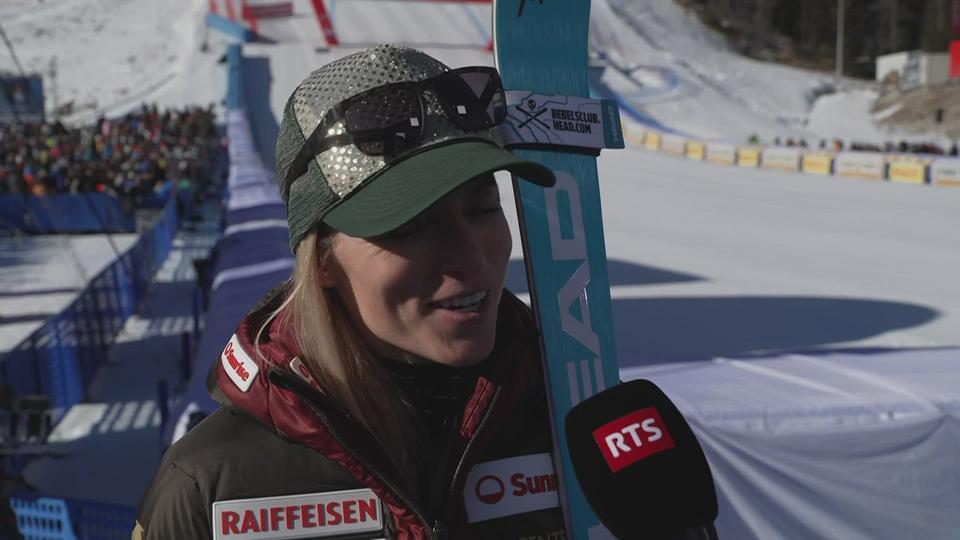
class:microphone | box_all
[565,380,719,540]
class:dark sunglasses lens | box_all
[343,86,423,155]
[434,69,505,130]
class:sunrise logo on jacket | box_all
[211,489,384,539]
[221,334,259,392]
[463,453,560,523]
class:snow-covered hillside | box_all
[0,0,226,124]
[589,0,918,145]
[3,0,930,146]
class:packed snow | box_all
[0,0,226,124]
[0,235,136,354]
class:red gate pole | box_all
[241,0,259,36]
[311,0,340,46]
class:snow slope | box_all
[589,0,935,146]
[0,0,227,123]
[1,0,932,146]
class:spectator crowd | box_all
[0,105,220,207]
[748,133,960,156]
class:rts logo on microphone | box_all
[592,407,675,472]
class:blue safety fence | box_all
[0,183,178,234]
[0,194,179,412]
[226,45,244,110]
[0,193,134,234]
[162,44,292,445]
[9,493,136,540]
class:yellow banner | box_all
[802,153,833,175]
[643,131,661,151]
[888,161,926,184]
[738,147,760,168]
[686,141,705,160]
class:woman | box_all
[133,44,566,539]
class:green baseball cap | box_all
[276,44,555,252]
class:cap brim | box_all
[323,140,555,238]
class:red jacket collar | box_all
[209,284,543,537]
[212,284,541,441]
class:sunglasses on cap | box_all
[282,66,507,192]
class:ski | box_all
[493,1,624,538]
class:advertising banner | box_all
[931,158,960,187]
[0,76,44,124]
[661,134,686,156]
[835,152,885,180]
[686,141,705,161]
[737,147,760,168]
[643,130,661,151]
[887,159,927,184]
[706,143,736,165]
[801,152,833,175]
[761,147,801,172]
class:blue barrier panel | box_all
[227,45,244,110]
[0,193,136,233]
[141,180,172,209]
[71,295,100,391]
[206,13,255,42]
[70,499,137,540]
[32,316,85,411]
[0,195,27,230]
[10,496,78,540]
[0,192,180,414]
[10,494,136,540]
[0,340,40,397]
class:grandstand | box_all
[0,0,957,538]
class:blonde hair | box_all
[254,229,418,481]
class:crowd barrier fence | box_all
[686,141,705,161]
[661,134,685,156]
[932,158,960,187]
[1,30,232,540]
[627,123,958,187]
[706,143,736,165]
[887,158,928,184]
[761,147,801,172]
[10,492,136,540]
[0,194,178,412]
[801,152,833,175]
[834,151,886,180]
[737,147,760,168]
[0,193,131,233]
[0,182,179,234]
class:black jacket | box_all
[134,286,567,539]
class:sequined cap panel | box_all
[290,44,502,198]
